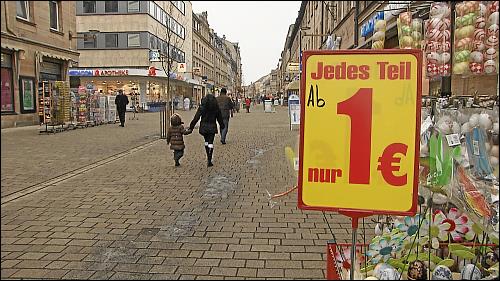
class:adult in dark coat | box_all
[115,90,129,127]
[189,94,225,167]
[216,88,234,144]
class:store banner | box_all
[298,50,422,216]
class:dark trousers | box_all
[117,109,125,125]
[246,105,250,113]
[173,149,184,161]
[203,133,215,144]
[221,118,229,142]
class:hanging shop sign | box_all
[177,63,187,73]
[149,49,161,62]
[298,49,422,216]
[287,63,300,72]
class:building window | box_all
[149,1,154,15]
[49,1,60,31]
[83,1,96,13]
[1,52,15,113]
[150,35,157,49]
[127,1,139,12]
[83,33,97,48]
[105,34,118,48]
[105,1,118,13]
[127,33,140,47]
[16,1,29,20]
[171,1,185,14]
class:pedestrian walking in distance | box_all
[115,90,129,127]
[189,94,225,167]
[245,97,251,113]
[166,113,192,167]
[215,88,234,145]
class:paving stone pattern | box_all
[1,107,375,280]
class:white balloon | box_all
[479,113,493,130]
[469,114,480,128]
[437,116,453,134]
[458,112,469,124]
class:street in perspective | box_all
[1,1,500,280]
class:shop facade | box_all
[1,1,79,129]
[1,45,78,128]
[69,67,198,111]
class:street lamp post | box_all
[299,26,310,101]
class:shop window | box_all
[49,1,60,31]
[84,33,97,48]
[149,35,157,49]
[105,33,118,48]
[149,1,154,15]
[128,33,140,47]
[127,1,139,12]
[105,1,118,13]
[19,77,36,113]
[83,1,96,13]
[16,1,29,20]
[1,53,14,113]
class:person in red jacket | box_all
[245,97,251,113]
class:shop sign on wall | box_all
[298,50,422,216]
[177,63,187,73]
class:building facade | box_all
[1,1,79,128]
[192,11,242,100]
[192,11,215,104]
[279,1,498,97]
[72,1,194,109]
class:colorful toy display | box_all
[327,96,499,280]
[483,1,500,75]
[399,12,424,50]
[425,2,452,78]
[372,19,386,50]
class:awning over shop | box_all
[285,80,299,91]
[40,51,74,61]
[1,44,23,52]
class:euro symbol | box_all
[377,143,408,186]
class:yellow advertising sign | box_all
[298,50,422,216]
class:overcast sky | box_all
[192,1,301,86]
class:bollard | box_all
[160,103,168,139]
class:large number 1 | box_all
[337,88,373,184]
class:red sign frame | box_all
[297,49,422,217]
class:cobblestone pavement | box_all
[1,106,374,280]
